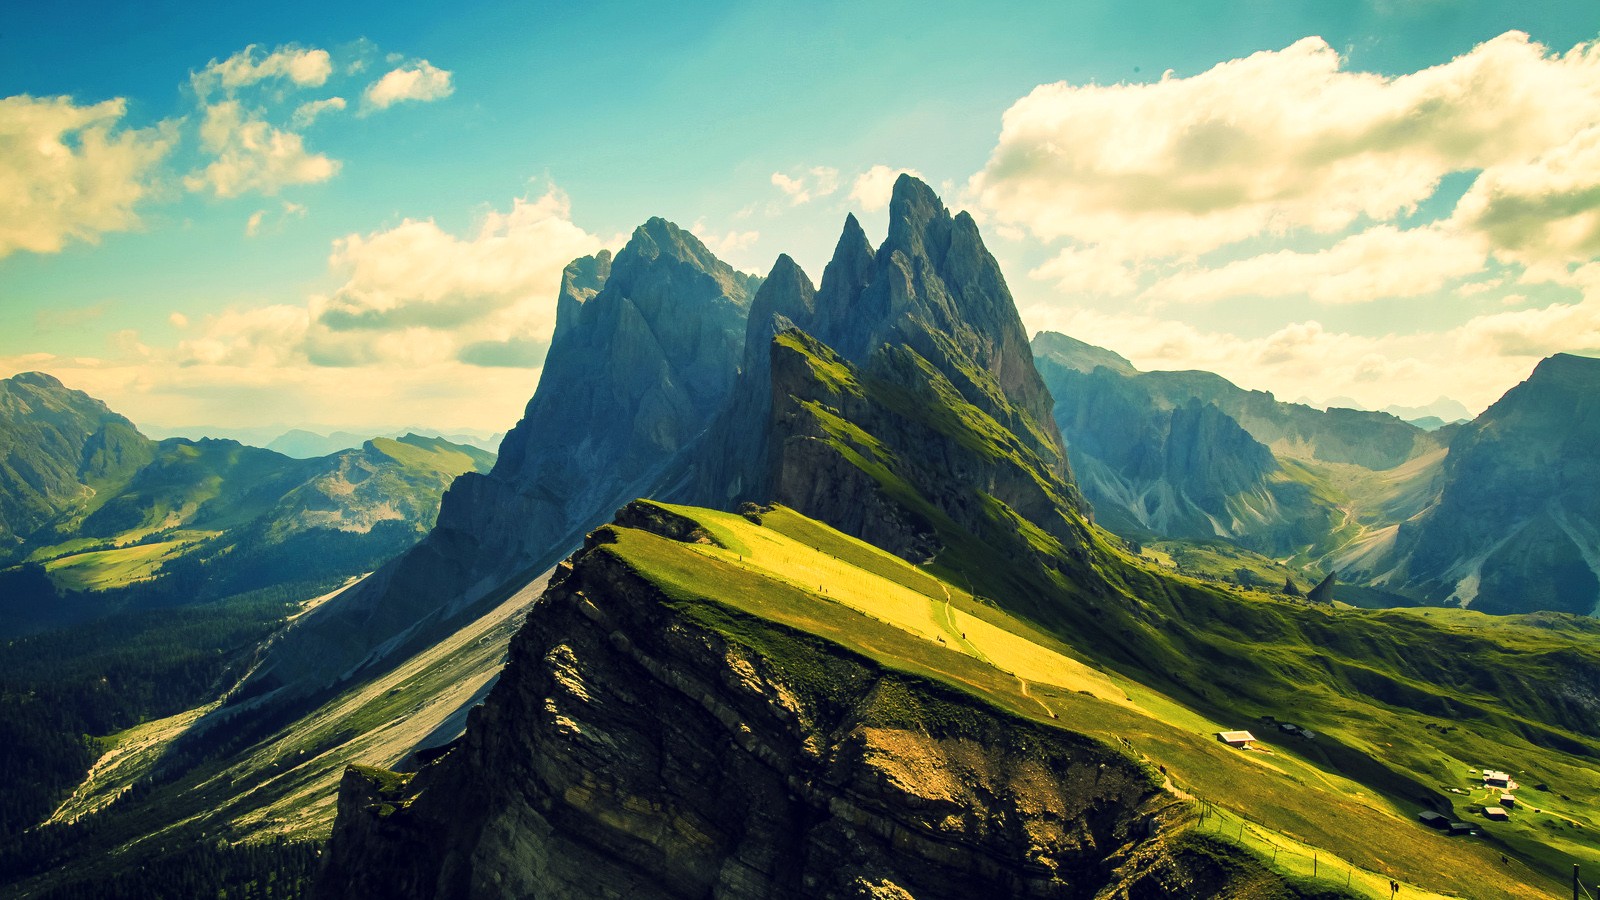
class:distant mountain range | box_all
[141,424,504,457]
[0,372,496,636]
[1032,332,1600,617]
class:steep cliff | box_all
[694,177,1078,518]
[1391,353,1600,614]
[1031,332,1446,567]
[316,502,1180,900]
[224,219,757,714]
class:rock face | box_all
[314,505,1169,900]
[442,220,757,576]
[226,220,757,711]
[685,177,1087,577]
[1031,332,1451,559]
[1391,353,1600,615]
[1034,350,1331,554]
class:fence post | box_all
[1575,863,1580,900]
[1313,851,1318,877]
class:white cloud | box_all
[245,210,266,237]
[0,95,175,258]
[1148,224,1486,304]
[363,60,454,111]
[79,187,607,427]
[770,166,840,205]
[179,304,312,367]
[1453,124,1600,277]
[310,187,602,365]
[700,228,761,259]
[1029,245,1139,296]
[849,165,924,212]
[185,99,340,197]
[192,45,333,98]
[5,350,547,435]
[291,96,346,127]
[972,31,1600,261]
[1457,301,1600,358]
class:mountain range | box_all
[0,372,495,636]
[1031,334,1600,618]
[5,177,1600,899]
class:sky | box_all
[4,0,1600,437]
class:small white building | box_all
[1217,730,1256,748]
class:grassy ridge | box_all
[604,502,1573,898]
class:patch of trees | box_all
[27,835,320,900]
[0,590,296,840]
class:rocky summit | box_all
[1389,352,1600,615]
[221,218,758,718]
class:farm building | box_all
[1216,730,1256,748]
[1500,795,1517,808]
[1482,770,1511,788]
[1418,811,1449,829]
[1448,822,1474,836]
[1484,807,1509,821]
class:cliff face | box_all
[316,503,1170,900]
[694,177,1078,518]
[227,220,757,711]
[1037,358,1333,554]
[1393,353,1600,614]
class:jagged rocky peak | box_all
[485,217,756,491]
[803,175,1070,479]
[742,253,817,371]
[229,220,761,713]
[550,249,612,343]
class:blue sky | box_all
[4,1,1599,434]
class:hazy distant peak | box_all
[1029,331,1138,376]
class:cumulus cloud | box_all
[1457,301,1600,358]
[1029,245,1139,296]
[849,165,923,212]
[291,96,346,127]
[692,224,761,265]
[973,31,1600,261]
[770,166,840,205]
[191,45,333,98]
[1148,224,1487,305]
[0,95,175,258]
[316,189,599,345]
[178,304,312,367]
[363,61,454,111]
[1453,124,1600,277]
[5,349,547,436]
[185,99,340,197]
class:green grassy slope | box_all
[763,328,1600,897]
[596,501,1572,898]
[0,433,497,636]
